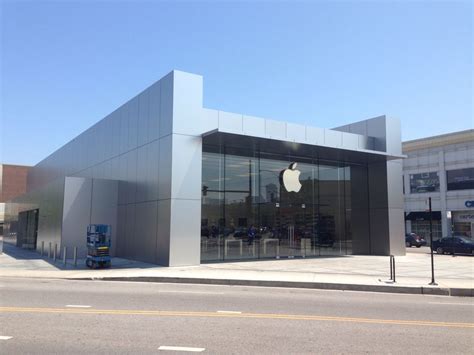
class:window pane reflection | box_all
[201,145,369,262]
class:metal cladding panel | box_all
[386,160,404,209]
[388,208,405,256]
[116,205,127,256]
[91,164,101,179]
[103,159,113,180]
[156,198,171,266]
[146,140,160,201]
[341,132,359,150]
[305,126,324,145]
[137,91,149,147]
[119,105,129,154]
[134,201,158,263]
[243,115,265,136]
[219,111,243,133]
[110,157,120,181]
[124,204,136,259]
[62,177,92,258]
[324,129,342,148]
[172,71,204,136]
[90,179,118,256]
[286,123,306,143]
[368,208,390,255]
[136,145,148,203]
[126,149,138,204]
[348,121,368,136]
[159,72,174,138]
[358,135,369,150]
[171,134,202,200]
[148,81,161,142]
[111,110,121,158]
[99,120,108,163]
[201,108,219,134]
[158,135,172,201]
[104,115,114,161]
[384,117,402,155]
[21,178,65,254]
[118,154,128,205]
[351,207,371,254]
[265,119,286,140]
[367,117,387,152]
[368,161,389,209]
[128,96,139,151]
[169,198,201,266]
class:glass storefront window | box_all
[409,172,440,193]
[201,144,369,262]
[410,220,442,243]
[447,168,474,191]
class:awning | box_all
[202,130,406,164]
[405,211,441,221]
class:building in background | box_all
[403,130,474,241]
[4,70,405,266]
[0,164,30,235]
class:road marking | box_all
[0,336,13,340]
[428,302,474,306]
[158,346,205,352]
[0,306,472,329]
[157,291,224,295]
[217,310,242,314]
[66,305,91,308]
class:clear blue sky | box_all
[1,0,472,166]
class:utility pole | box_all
[428,197,437,285]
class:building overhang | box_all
[202,129,406,164]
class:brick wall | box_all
[0,165,30,202]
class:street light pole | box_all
[428,197,437,285]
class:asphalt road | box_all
[1,278,473,354]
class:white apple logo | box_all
[280,162,302,192]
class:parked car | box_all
[432,236,474,255]
[405,233,427,248]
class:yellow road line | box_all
[0,306,472,329]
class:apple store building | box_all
[4,71,406,266]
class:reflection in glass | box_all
[409,172,440,193]
[201,144,369,262]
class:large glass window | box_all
[447,168,474,191]
[409,172,440,193]
[201,144,369,262]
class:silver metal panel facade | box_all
[62,177,92,257]
[90,179,119,256]
[219,111,243,133]
[62,177,118,258]
[286,122,306,143]
[335,116,405,255]
[265,119,286,140]
[243,115,265,136]
[169,199,201,266]
[7,70,405,265]
[324,129,343,148]
[134,201,158,263]
[305,126,324,145]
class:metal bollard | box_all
[48,242,52,258]
[41,241,44,256]
[389,255,393,280]
[53,243,57,262]
[390,255,396,283]
[73,247,77,267]
[63,246,67,265]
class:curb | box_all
[74,276,473,297]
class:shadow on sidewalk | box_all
[1,242,160,271]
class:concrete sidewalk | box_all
[1,243,473,296]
